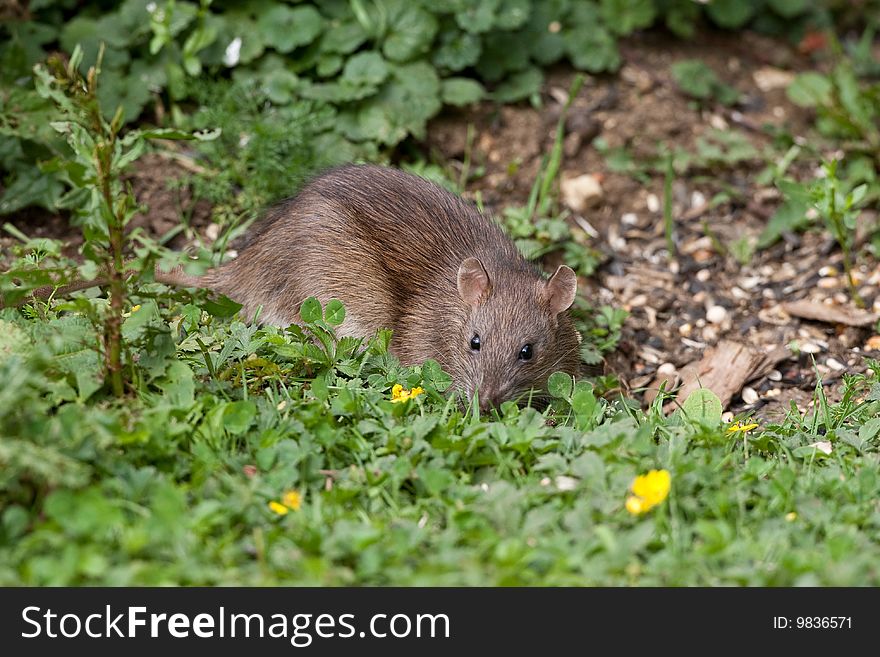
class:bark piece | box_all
[645,340,766,412]
[781,300,879,328]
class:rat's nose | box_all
[478,390,502,414]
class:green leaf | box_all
[706,0,756,28]
[564,26,620,73]
[324,299,346,326]
[0,165,64,214]
[162,360,195,408]
[671,60,718,100]
[341,51,389,87]
[320,19,369,55]
[547,371,574,399]
[137,127,212,141]
[432,30,481,72]
[492,67,543,103]
[300,296,322,324]
[441,77,485,106]
[859,417,880,445]
[97,67,153,123]
[496,0,531,29]
[767,0,812,18]
[571,388,599,429]
[421,359,452,392]
[786,72,833,107]
[0,320,33,362]
[455,0,501,34]
[339,62,441,145]
[222,400,257,435]
[600,0,656,36]
[757,198,812,248]
[681,389,722,425]
[200,295,243,319]
[382,1,438,62]
[257,4,323,54]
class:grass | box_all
[2,291,880,585]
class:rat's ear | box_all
[457,257,491,307]
[544,265,577,315]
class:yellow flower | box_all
[626,469,671,515]
[727,422,759,433]
[785,511,797,522]
[268,501,289,516]
[282,490,302,511]
[391,384,425,403]
[268,489,302,515]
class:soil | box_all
[4,29,879,422]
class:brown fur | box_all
[184,165,583,409]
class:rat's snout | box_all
[477,387,504,413]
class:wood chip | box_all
[781,300,879,327]
[647,340,766,413]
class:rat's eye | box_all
[470,334,481,351]
[518,344,533,361]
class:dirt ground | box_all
[425,30,879,422]
[5,30,879,422]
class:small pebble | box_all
[621,212,639,225]
[678,322,693,336]
[561,174,603,212]
[818,277,838,289]
[658,362,677,376]
[555,476,579,491]
[865,336,880,351]
[696,269,711,282]
[801,342,821,354]
[646,193,660,213]
[767,369,782,381]
[706,305,728,324]
[819,266,838,277]
[709,114,728,130]
[741,387,759,405]
[826,358,846,371]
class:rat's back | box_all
[203,165,527,341]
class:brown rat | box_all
[179,164,583,409]
[11,164,584,409]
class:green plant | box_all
[776,159,867,307]
[2,46,216,395]
[671,59,739,106]
[787,53,880,159]
[811,160,867,307]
